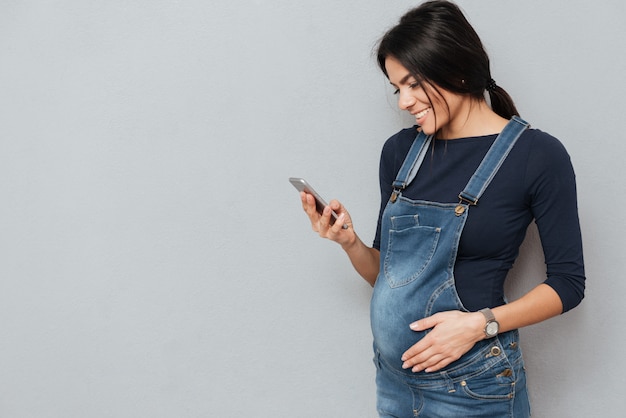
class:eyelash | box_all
[393,82,420,95]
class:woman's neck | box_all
[437,99,509,140]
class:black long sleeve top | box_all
[373,127,585,313]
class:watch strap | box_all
[479,307,499,338]
[479,307,495,322]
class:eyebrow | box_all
[390,73,414,87]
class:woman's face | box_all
[385,56,464,138]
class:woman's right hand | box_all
[299,191,380,286]
[300,191,356,248]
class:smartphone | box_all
[289,177,347,228]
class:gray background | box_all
[1,1,624,417]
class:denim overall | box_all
[371,117,531,417]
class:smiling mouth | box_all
[414,107,431,119]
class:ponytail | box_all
[486,80,519,119]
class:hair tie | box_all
[486,78,497,92]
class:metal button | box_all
[490,346,502,356]
[454,205,466,216]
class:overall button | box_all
[490,346,502,356]
[454,205,466,216]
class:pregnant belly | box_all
[370,278,464,371]
[370,290,427,370]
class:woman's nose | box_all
[398,90,416,110]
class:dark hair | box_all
[376,0,518,119]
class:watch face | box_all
[486,321,499,336]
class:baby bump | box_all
[373,205,467,369]
[370,278,465,371]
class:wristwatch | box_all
[479,308,499,338]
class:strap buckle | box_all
[458,194,478,206]
[455,195,476,216]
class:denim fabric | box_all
[374,331,530,417]
[459,116,530,204]
[370,117,530,417]
[371,198,468,368]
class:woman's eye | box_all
[409,82,420,89]
[393,89,400,95]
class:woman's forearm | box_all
[493,283,563,333]
[341,235,380,286]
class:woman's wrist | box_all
[470,311,490,341]
[340,232,360,252]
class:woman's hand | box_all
[298,191,380,286]
[300,191,356,248]
[401,310,485,373]
[400,285,565,373]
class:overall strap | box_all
[458,115,530,205]
[390,130,432,202]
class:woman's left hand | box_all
[401,310,485,373]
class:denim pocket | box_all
[458,362,517,401]
[384,215,441,288]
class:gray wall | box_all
[1,1,624,417]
